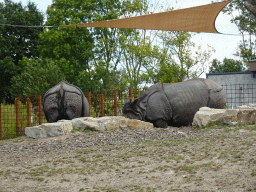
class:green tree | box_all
[40,0,147,91]
[0,0,44,103]
[156,31,215,82]
[222,0,256,64]
[120,31,160,88]
[0,57,17,103]
[0,0,44,65]
[39,27,94,89]
[10,58,66,100]
[209,58,246,73]
[153,54,186,83]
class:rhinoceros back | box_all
[44,81,81,97]
[163,78,209,126]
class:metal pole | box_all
[16,100,19,137]
[114,91,117,116]
[100,94,104,117]
[27,98,31,127]
[38,95,42,125]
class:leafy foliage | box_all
[0,0,44,65]
[222,0,256,63]
[0,57,17,103]
[209,58,247,73]
[0,0,44,103]
[156,31,215,83]
[10,58,66,99]
[39,0,147,92]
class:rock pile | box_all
[25,103,256,139]
[193,103,256,127]
[25,116,153,139]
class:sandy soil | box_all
[0,124,256,192]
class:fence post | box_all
[129,89,133,102]
[0,104,2,140]
[87,92,91,117]
[114,91,117,116]
[16,100,19,137]
[38,95,42,125]
[100,94,104,117]
[27,98,31,127]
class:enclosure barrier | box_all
[0,89,144,140]
[15,100,19,137]
[221,84,256,109]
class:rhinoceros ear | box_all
[133,99,139,104]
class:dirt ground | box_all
[0,124,256,192]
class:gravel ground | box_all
[0,125,256,192]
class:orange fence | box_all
[0,89,145,140]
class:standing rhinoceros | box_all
[122,78,226,128]
[43,81,89,123]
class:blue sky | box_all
[2,0,244,77]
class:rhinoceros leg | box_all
[146,91,172,128]
[82,94,89,117]
[154,118,168,128]
[64,92,83,120]
[43,93,60,123]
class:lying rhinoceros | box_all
[43,81,89,123]
[122,78,226,128]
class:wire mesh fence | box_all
[221,84,256,109]
[0,89,145,140]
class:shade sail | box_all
[61,0,232,33]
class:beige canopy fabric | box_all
[61,0,232,33]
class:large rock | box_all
[25,116,154,139]
[71,116,153,131]
[193,103,256,127]
[25,121,73,138]
[192,107,238,127]
[237,109,256,125]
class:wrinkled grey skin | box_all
[122,78,226,128]
[245,0,256,18]
[43,81,89,123]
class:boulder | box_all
[25,126,46,139]
[237,109,256,125]
[192,108,238,127]
[25,116,154,139]
[25,121,73,139]
[193,103,256,127]
[71,116,153,131]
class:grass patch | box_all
[77,148,93,154]
[71,127,80,133]
[0,103,48,140]
[32,177,44,181]
[176,161,217,174]
[251,170,256,176]
[60,178,70,182]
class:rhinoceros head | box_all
[122,98,144,121]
